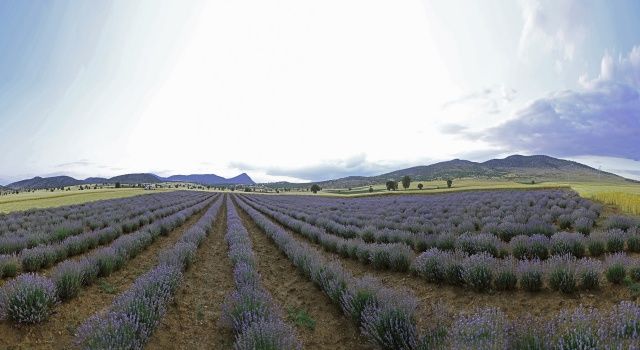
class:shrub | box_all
[341,277,379,324]
[158,242,197,270]
[0,274,58,324]
[443,253,465,286]
[462,253,494,292]
[574,217,594,235]
[411,248,447,283]
[360,290,419,350]
[511,234,549,260]
[586,234,605,257]
[448,308,509,349]
[547,254,577,294]
[435,233,456,251]
[629,263,640,282]
[20,246,56,272]
[627,234,640,253]
[605,229,626,253]
[234,319,302,350]
[455,233,501,257]
[577,258,601,290]
[550,232,585,258]
[0,255,18,278]
[553,306,601,349]
[557,214,573,230]
[518,259,544,292]
[93,248,125,277]
[605,215,636,232]
[494,260,518,291]
[604,253,628,284]
[74,312,140,349]
[52,260,85,301]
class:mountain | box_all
[163,174,226,185]
[84,177,108,183]
[307,155,629,188]
[7,176,84,190]
[225,173,255,185]
[6,171,256,190]
[108,173,161,184]
[161,173,254,185]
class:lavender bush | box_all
[518,259,544,292]
[0,273,58,323]
[547,254,577,294]
[52,259,85,300]
[604,253,629,284]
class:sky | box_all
[1,0,639,184]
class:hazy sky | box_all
[1,0,639,184]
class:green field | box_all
[0,188,174,213]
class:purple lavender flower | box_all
[0,273,58,324]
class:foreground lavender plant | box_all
[0,273,58,324]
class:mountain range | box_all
[5,172,255,190]
[306,155,632,188]
[3,155,635,191]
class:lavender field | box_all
[0,188,638,349]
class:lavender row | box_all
[0,193,214,278]
[221,197,302,349]
[246,195,640,261]
[245,189,620,239]
[413,249,640,293]
[73,195,224,349]
[0,191,210,255]
[422,301,640,349]
[0,194,218,325]
[235,195,423,349]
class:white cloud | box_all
[518,0,586,62]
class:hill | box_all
[7,176,85,190]
[307,155,628,188]
[84,177,108,184]
[161,173,254,185]
[107,173,162,184]
[225,173,255,185]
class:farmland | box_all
[0,188,639,349]
[0,188,171,213]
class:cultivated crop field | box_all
[0,189,639,349]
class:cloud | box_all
[230,154,431,182]
[581,46,640,89]
[518,0,586,62]
[442,85,517,115]
[439,123,468,134]
[55,159,93,168]
[487,46,640,160]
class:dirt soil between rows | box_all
[146,199,236,350]
[243,199,636,330]
[0,202,211,349]
[235,198,372,350]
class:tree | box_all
[417,183,423,190]
[385,180,398,191]
[115,182,121,189]
[369,186,373,193]
[446,179,453,188]
[401,176,411,190]
[310,184,321,194]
